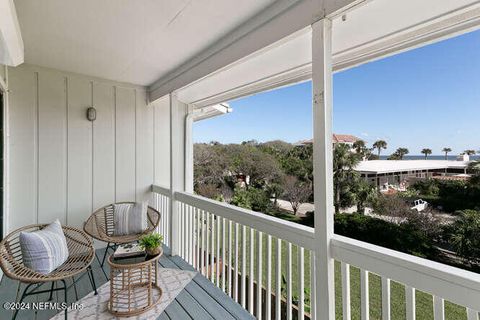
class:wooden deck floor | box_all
[0,246,254,320]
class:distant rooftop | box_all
[298,134,360,145]
[355,160,469,174]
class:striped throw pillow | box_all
[19,219,69,274]
[113,202,148,236]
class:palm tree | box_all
[373,140,387,157]
[421,148,432,159]
[468,160,480,185]
[464,150,476,156]
[442,147,452,160]
[396,147,409,160]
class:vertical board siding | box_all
[153,97,170,187]
[114,87,136,202]
[7,65,156,231]
[135,89,154,202]
[92,82,115,210]
[37,71,67,224]
[67,77,92,227]
[8,68,36,230]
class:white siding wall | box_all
[153,96,170,188]
[7,64,169,231]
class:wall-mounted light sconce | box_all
[87,107,96,121]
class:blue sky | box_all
[194,30,480,155]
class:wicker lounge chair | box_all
[83,202,161,277]
[0,224,97,320]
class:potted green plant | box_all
[139,233,163,256]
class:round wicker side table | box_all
[107,249,163,317]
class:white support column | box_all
[185,104,194,193]
[169,92,187,256]
[312,18,335,320]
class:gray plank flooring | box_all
[0,246,254,320]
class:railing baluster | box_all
[310,251,316,320]
[257,231,263,320]
[201,210,205,276]
[180,202,184,259]
[341,262,351,320]
[381,277,390,320]
[228,220,232,297]
[287,242,292,320]
[405,286,415,320]
[298,246,304,320]
[222,217,226,292]
[242,225,247,308]
[186,204,190,263]
[216,215,221,287]
[192,206,195,265]
[211,214,215,281]
[361,269,369,320]
[249,228,255,315]
[433,296,445,320]
[167,196,170,246]
[189,205,193,264]
[206,211,210,280]
[234,223,239,302]
[266,235,272,320]
[194,207,199,271]
[276,238,282,320]
[467,308,479,320]
[183,204,187,262]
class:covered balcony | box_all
[1,0,480,319]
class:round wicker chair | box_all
[0,224,97,320]
[83,202,161,277]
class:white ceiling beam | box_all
[172,1,480,108]
[0,0,24,66]
[148,0,366,102]
[193,103,232,122]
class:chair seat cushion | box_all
[113,202,148,236]
[19,219,69,274]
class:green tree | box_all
[279,145,313,183]
[229,144,283,188]
[442,147,452,160]
[282,176,312,215]
[388,147,409,160]
[450,210,480,263]
[421,148,432,159]
[468,160,480,185]
[354,179,378,214]
[353,140,370,158]
[333,144,361,214]
[194,143,229,195]
[231,187,271,213]
[373,140,387,157]
[464,149,476,156]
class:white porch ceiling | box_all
[12,0,275,86]
[177,0,480,108]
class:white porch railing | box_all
[150,184,171,247]
[151,185,480,320]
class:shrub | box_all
[334,213,438,259]
[301,212,438,258]
[231,187,272,213]
[450,210,480,263]
[412,179,439,197]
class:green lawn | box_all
[196,215,470,319]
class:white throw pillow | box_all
[19,219,69,274]
[113,202,148,236]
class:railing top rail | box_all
[152,184,171,197]
[175,191,315,250]
[332,234,480,311]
